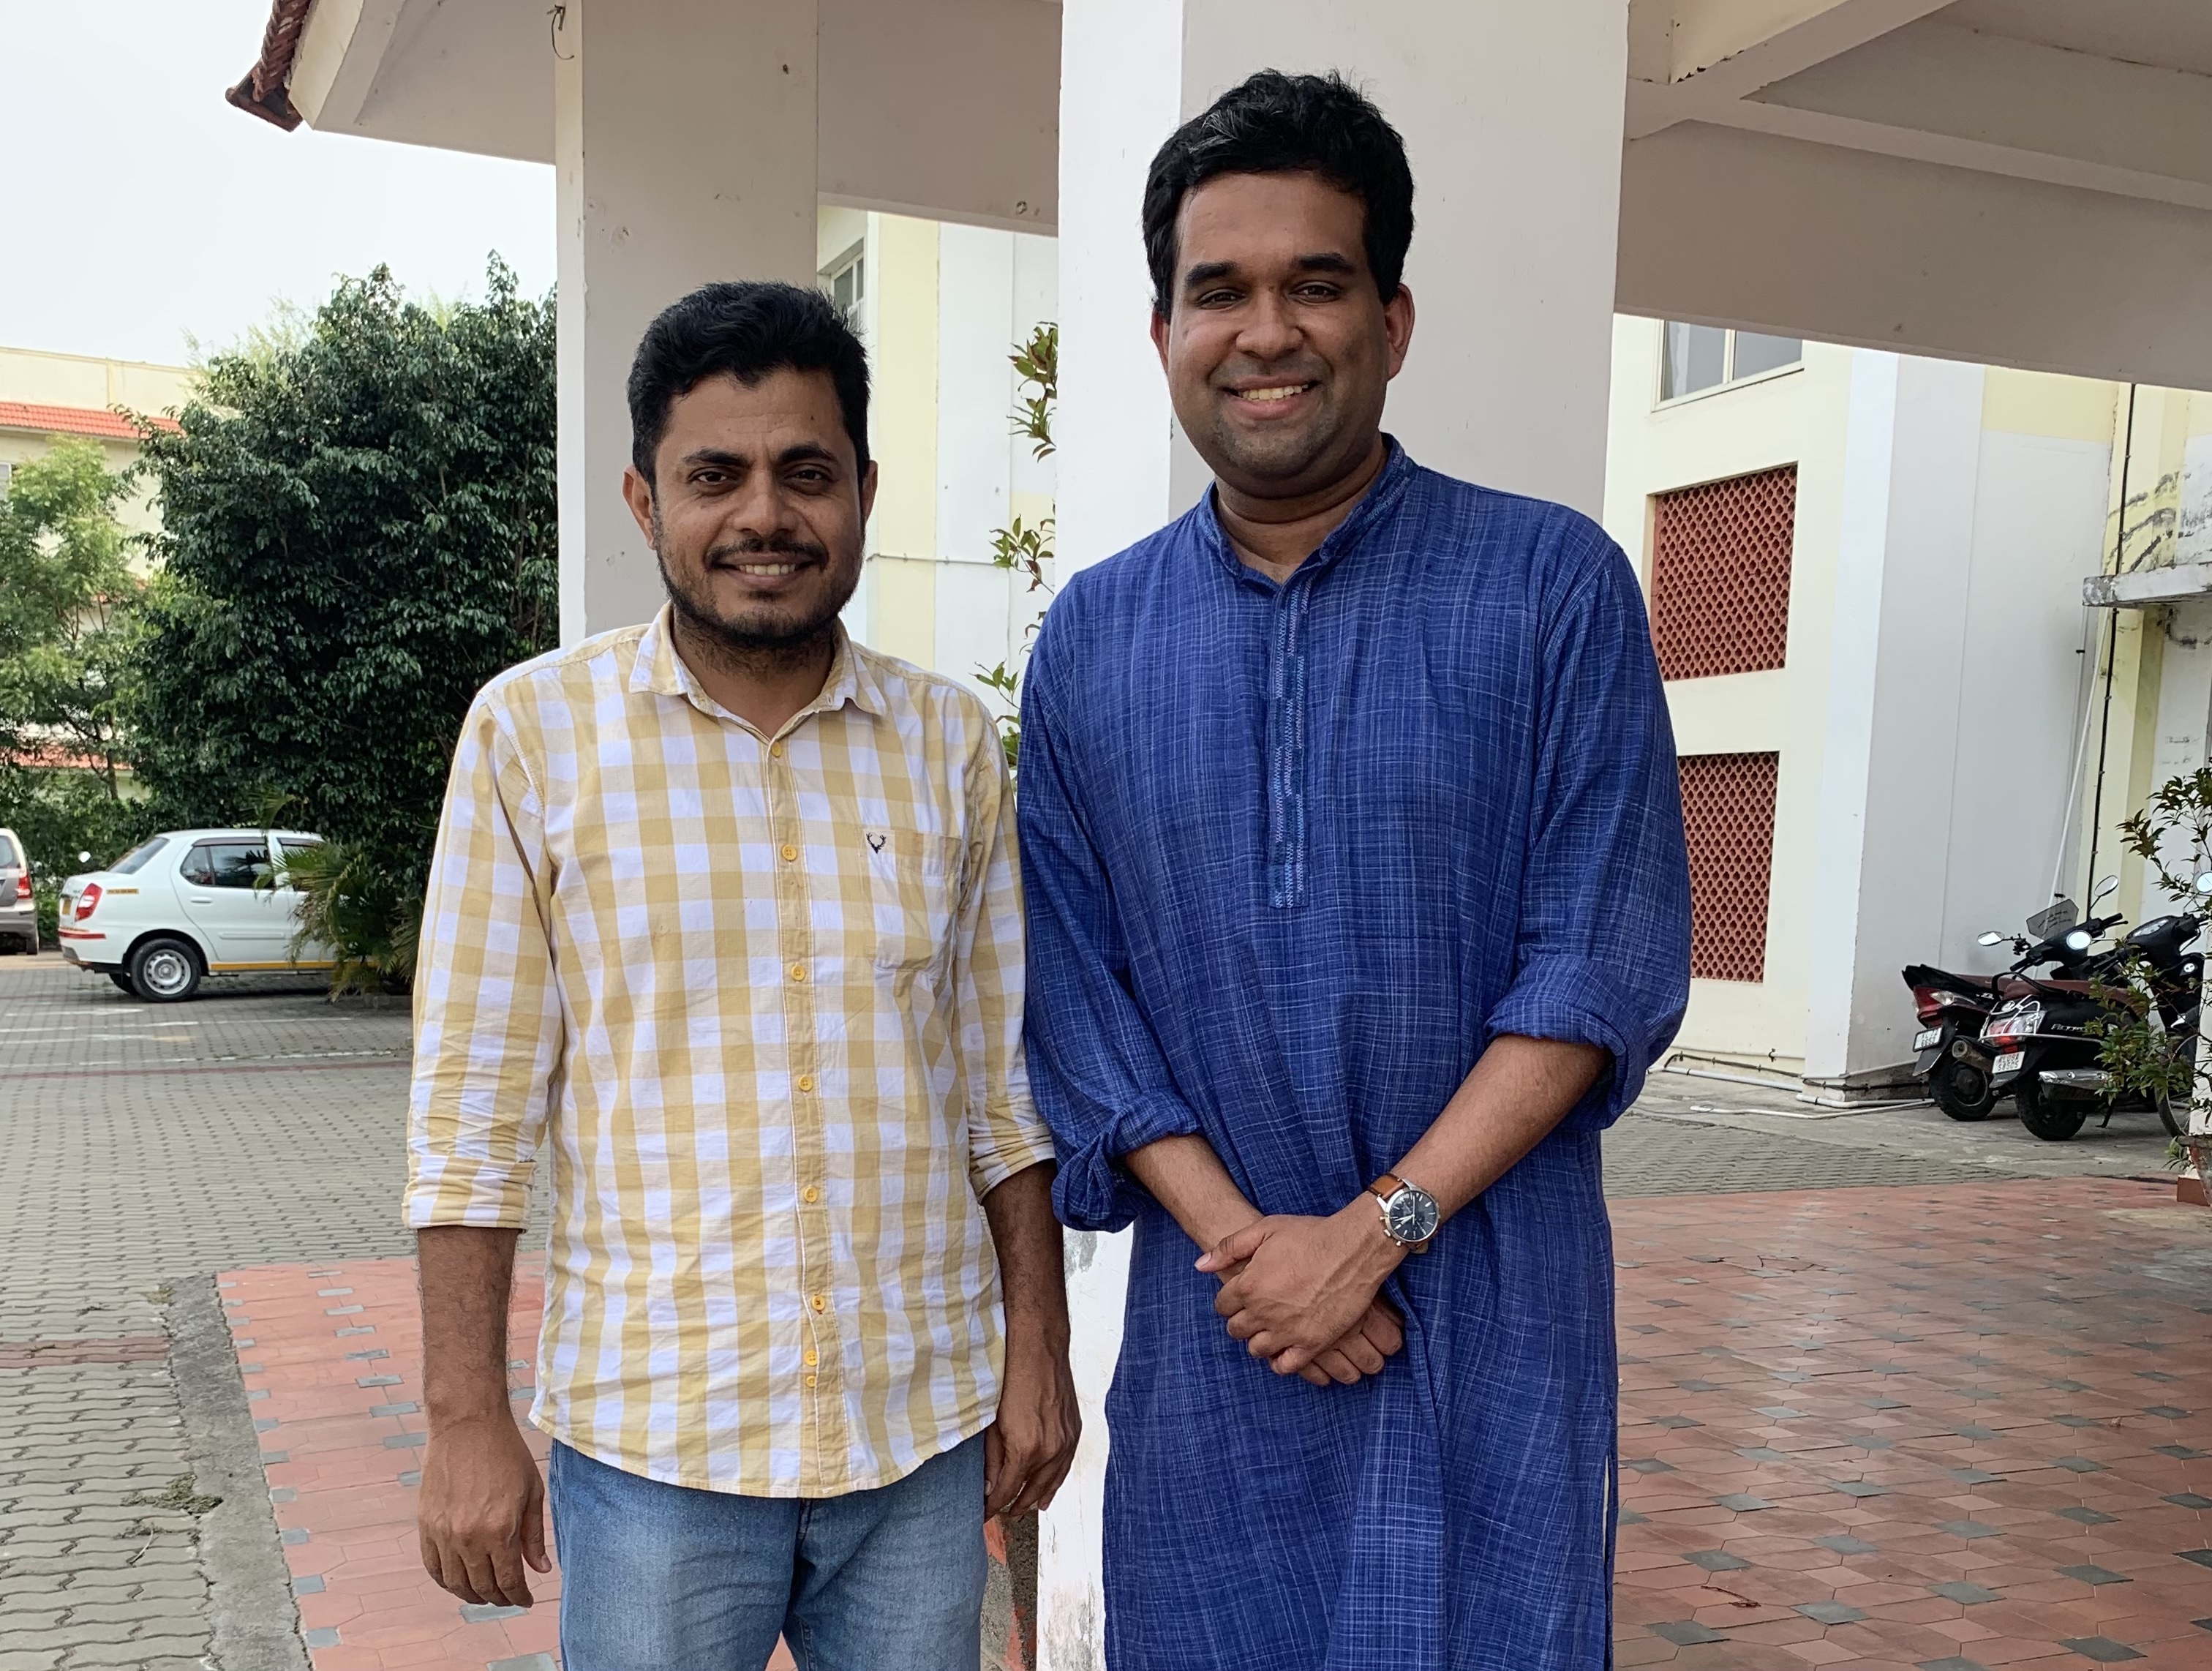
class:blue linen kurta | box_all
[1017,443,1693,1670]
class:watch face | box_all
[1385,1185,1439,1244]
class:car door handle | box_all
[190,895,214,904]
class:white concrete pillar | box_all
[554,0,821,642]
[1043,3,1631,1661]
[1803,354,1988,1086]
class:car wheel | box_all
[2016,1075,2085,1141]
[129,937,202,1003]
[108,971,135,994]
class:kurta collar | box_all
[1196,435,1418,590]
[631,604,887,728]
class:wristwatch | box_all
[1367,1173,1440,1253]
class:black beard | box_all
[652,511,854,677]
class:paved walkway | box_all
[1614,1176,2212,1669]
[4,953,2202,1669]
[0,958,418,1671]
[218,1178,2212,1671]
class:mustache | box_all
[1212,358,1328,386]
[704,533,830,566]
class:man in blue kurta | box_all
[1017,72,1693,1670]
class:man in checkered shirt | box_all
[405,281,1077,1671]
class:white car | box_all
[57,828,336,1001]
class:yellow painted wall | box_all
[868,554,939,669]
[867,215,940,565]
[1601,318,1852,1071]
[0,348,195,538]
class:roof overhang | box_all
[233,0,2212,386]
[240,0,1061,232]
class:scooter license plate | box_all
[1993,1051,2025,1075]
[1913,1026,1943,1051]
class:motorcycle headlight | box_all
[2064,928,2093,952]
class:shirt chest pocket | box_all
[862,828,968,975]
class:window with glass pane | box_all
[1663,323,1728,400]
[188,842,270,889]
[1731,332,1802,379]
[824,249,865,320]
[1660,323,1804,402]
[111,837,169,876]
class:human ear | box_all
[1382,286,1415,381]
[621,465,658,545]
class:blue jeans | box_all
[549,1435,987,1671]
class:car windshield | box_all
[108,837,170,876]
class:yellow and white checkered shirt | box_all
[405,607,1053,1497]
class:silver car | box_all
[0,828,37,955]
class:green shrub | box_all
[132,260,557,988]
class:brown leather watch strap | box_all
[1367,1173,1404,1203]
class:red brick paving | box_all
[1612,1176,2212,1670]
[223,1176,2212,1669]
[219,1254,587,1671]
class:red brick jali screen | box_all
[1651,465,1798,681]
[1679,751,1779,983]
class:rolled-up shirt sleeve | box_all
[1484,528,1693,1135]
[953,710,1058,1198]
[1017,621,1204,1232]
[404,694,563,1228]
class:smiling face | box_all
[1151,170,1412,500]
[622,367,875,654]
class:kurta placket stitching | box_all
[1265,581,1314,910]
[764,721,841,1475]
[1208,447,1417,916]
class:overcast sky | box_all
[1,1,556,368]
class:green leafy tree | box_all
[2091,768,2212,1192]
[0,439,159,932]
[0,440,143,792]
[132,260,558,986]
[975,323,1057,770]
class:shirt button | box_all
[802,1185,820,1204]
[810,1294,827,1313]
[780,844,798,863]
[805,1373,818,1388]
[770,742,786,759]
[803,1348,819,1367]
[788,962,807,983]
[797,1074,816,1093]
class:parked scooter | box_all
[1904,886,2118,1122]
[1980,890,2204,1141]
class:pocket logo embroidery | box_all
[866,831,887,854]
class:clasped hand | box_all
[1197,1204,1406,1386]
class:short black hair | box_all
[627,280,870,481]
[1142,70,1415,318]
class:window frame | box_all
[820,241,867,324]
[182,838,273,891]
[1655,323,1805,408]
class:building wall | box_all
[1601,318,1854,1072]
[1603,320,2123,1083]
[2079,386,2212,928]
[0,348,197,536]
[821,209,1056,710]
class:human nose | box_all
[723,468,800,543]
[1235,289,1304,362]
